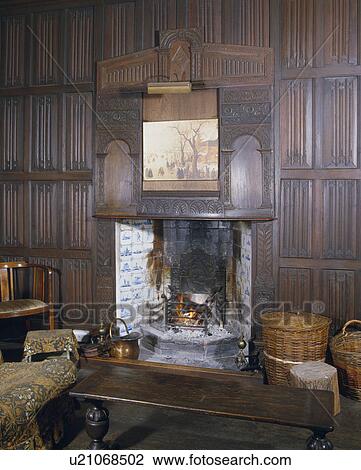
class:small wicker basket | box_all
[330,319,361,401]
[261,311,331,385]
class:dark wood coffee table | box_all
[70,362,335,450]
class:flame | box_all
[174,294,203,326]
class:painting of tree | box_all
[143,118,218,190]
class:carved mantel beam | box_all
[97,28,274,94]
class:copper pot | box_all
[109,318,142,360]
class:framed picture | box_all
[143,118,219,191]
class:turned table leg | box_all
[85,400,109,450]
[306,429,333,450]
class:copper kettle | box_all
[109,318,142,360]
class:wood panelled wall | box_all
[277,0,361,332]
[0,0,360,332]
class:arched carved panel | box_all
[99,140,133,209]
[230,135,263,210]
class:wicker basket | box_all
[330,320,361,401]
[261,311,331,385]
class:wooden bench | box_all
[0,261,59,330]
[70,362,335,450]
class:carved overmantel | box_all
[97,28,273,93]
[95,28,275,221]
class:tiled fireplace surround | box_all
[115,219,252,370]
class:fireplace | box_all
[115,219,252,370]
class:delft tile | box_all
[130,258,145,272]
[132,228,143,244]
[120,260,132,273]
[119,287,133,303]
[117,305,133,319]
[132,288,144,303]
[119,274,132,288]
[132,245,144,258]
[120,229,132,245]
[131,273,145,287]
[120,245,132,257]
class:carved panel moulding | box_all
[97,28,274,93]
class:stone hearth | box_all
[115,219,252,370]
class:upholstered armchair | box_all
[0,330,78,449]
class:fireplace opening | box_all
[115,219,252,370]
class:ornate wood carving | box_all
[280,180,312,258]
[31,182,58,248]
[322,180,357,259]
[65,93,93,170]
[279,268,311,311]
[137,199,224,217]
[321,77,357,168]
[282,0,314,69]
[66,7,94,83]
[319,269,355,333]
[0,96,24,171]
[0,182,23,247]
[97,28,274,93]
[104,1,135,58]
[31,95,58,170]
[221,0,269,47]
[0,15,25,87]
[280,80,313,168]
[32,11,61,85]
[63,258,92,304]
[323,0,358,66]
[253,221,275,306]
[95,219,115,303]
[65,182,92,250]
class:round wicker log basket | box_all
[330,320,361,401]
[261,311,331,385]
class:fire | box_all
[174,294,203,326]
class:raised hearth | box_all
[115,219,252,370]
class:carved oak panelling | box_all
[31,95,58,170]
[188,0,221,43]
[66,7,94,82]
[280,180,312,257]
[65,182,92,250]
[0,15,25,87]
[222,86,271,103]
[253,221,275,309]
[95,219,115,303]
[63,258,92,305]
[137,199,224,218]
[0,182,23,247]
[202,44,273,86]
[31,182,58,248]
[319,269,355,332]
[98,30,274,93]
[0,96,24,171]
[140,0,177,49]
[65,93,93,170]
[104,1,135,58]
[281,0,314,69]
[323,0,358,66]
[280,79,313,168]
[32,11,61,85]
[279,268,311,310]
[321,77,358,168]
[322,180,358,259]
[221,102,271,125]
[221,0,269,47]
